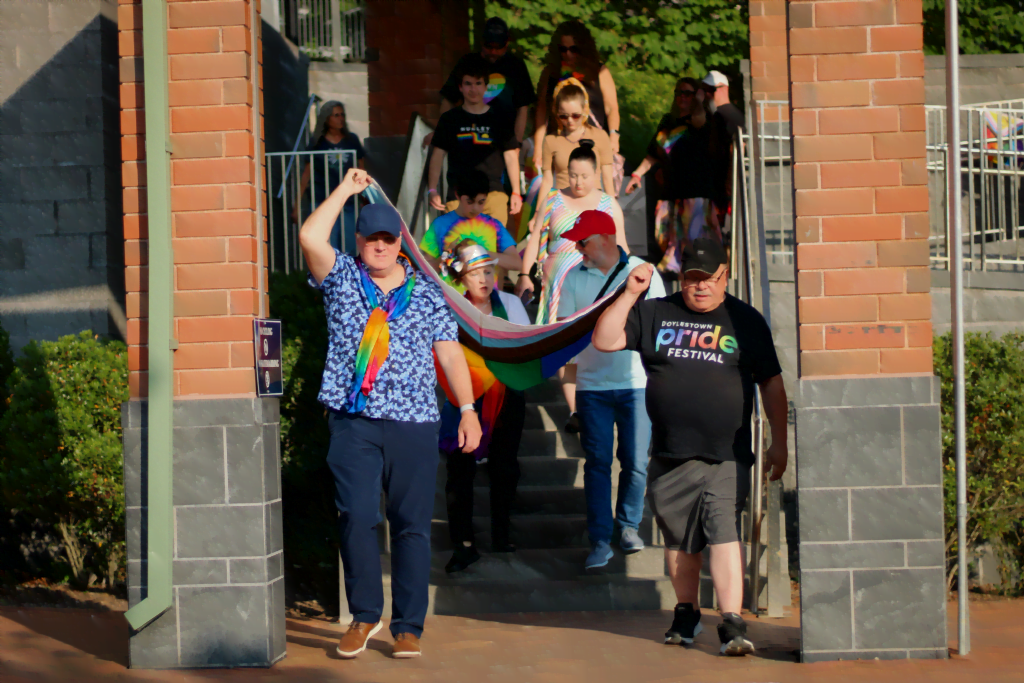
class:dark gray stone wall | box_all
[796,376,947,662]
[123,398,285,669]
[0,0,125,353]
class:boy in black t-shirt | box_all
[427,55,522,226]
[592,238,789,657]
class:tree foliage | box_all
[934,331,1024,594]
[0,332,128,588]
[487,0,749,165]
[923,0,1024,56]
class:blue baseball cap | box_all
[356,204,403,239]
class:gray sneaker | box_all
[618,526,645,554]
[584,540,614,571]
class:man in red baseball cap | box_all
[557,210,666,572]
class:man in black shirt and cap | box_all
[437,17,536,144]
[592,238,788,657]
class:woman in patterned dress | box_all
[517,141,624,429]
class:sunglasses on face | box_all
[675,89,695,97]
[557,112,583,121]
[558,45,581,54]
[577,236,597,248]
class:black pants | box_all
[445,390,525,547]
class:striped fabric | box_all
[360,183,626,391]
[535,189,615,325]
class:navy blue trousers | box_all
[327,411,439,637]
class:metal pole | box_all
[946,0,970,656]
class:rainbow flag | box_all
[363,183,625,391]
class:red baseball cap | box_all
[561,210,615,242]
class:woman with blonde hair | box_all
[532,21,621,175]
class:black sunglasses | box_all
[675,89,695,96]
[558,45,581,54]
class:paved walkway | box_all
[1,600,1022,682]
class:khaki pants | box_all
[444,190,509,225]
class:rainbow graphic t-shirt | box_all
[456,129,494,146]
[484,73,507,104]
[655,123,690,156]
[419,212,517,289]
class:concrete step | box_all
[516,428,584,459]
[523,403,571,430]
[429,514,660,551]
[471,484,587,515]
[427,546,668,582]
[476,455,583,487]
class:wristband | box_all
[511,192,522,198]
[631,172,641,179]
[427,188,438,195]
[459,404,476,414]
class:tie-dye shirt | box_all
[419,212,517,289]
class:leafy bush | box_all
[0,320,12,427]
[0,331,128,588]
[269,270,339,610]
[934,331,1024,594]
[923,0,1024,56]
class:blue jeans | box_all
[575,389,652,546]
[326,411,438,637]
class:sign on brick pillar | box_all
[119,0,284,669]
[366,0,469,136]
[787,0,946,662]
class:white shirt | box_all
[496,289,531,325]
[558,252,666,391]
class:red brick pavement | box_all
[1,601,1022,682]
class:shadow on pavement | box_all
[2,606,129,667]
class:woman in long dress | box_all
[517,141,624,430]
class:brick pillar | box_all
[749,0,790,102]
[365,0,469,136]
[119,0,284,668]
[787,0,946,662]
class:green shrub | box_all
[0,331,128,588]
[269,270,339,609]
[0,318,14,425]
[934,331,1024,594]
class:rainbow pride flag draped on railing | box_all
[363,183,625,391]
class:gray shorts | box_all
[647,456,751,554]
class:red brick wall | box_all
[120,0,267,398]
[366,0,470,136]
[749,0,790,103]
[788,0,931,376]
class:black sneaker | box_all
[717,612,755,656]
[564,412,581,434]
[665,603,703,644]
[445,545,481,574]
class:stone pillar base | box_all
[796,376,948,662]
[123,398,285,668]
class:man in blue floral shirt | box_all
[301,168,481,660]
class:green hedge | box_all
[0,330,128,588]
[935,331,1024,594]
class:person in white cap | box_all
[702,71,744,139]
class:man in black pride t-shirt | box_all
[592,238,788,657]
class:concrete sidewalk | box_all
[1,600,1021,682]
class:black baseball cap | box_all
[681,238,728,275]
[356,204,403,239]
[482,17,509,46]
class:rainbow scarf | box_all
[348,258,416,413]
[436,290,508,460]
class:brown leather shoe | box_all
[392,632,422,658]
[336,621,382,659]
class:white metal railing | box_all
[927,99,1024,271]
[281,0,365,62]
[265,149,360,273]
[744,101,793,264]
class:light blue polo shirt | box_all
[558,249,666,391]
